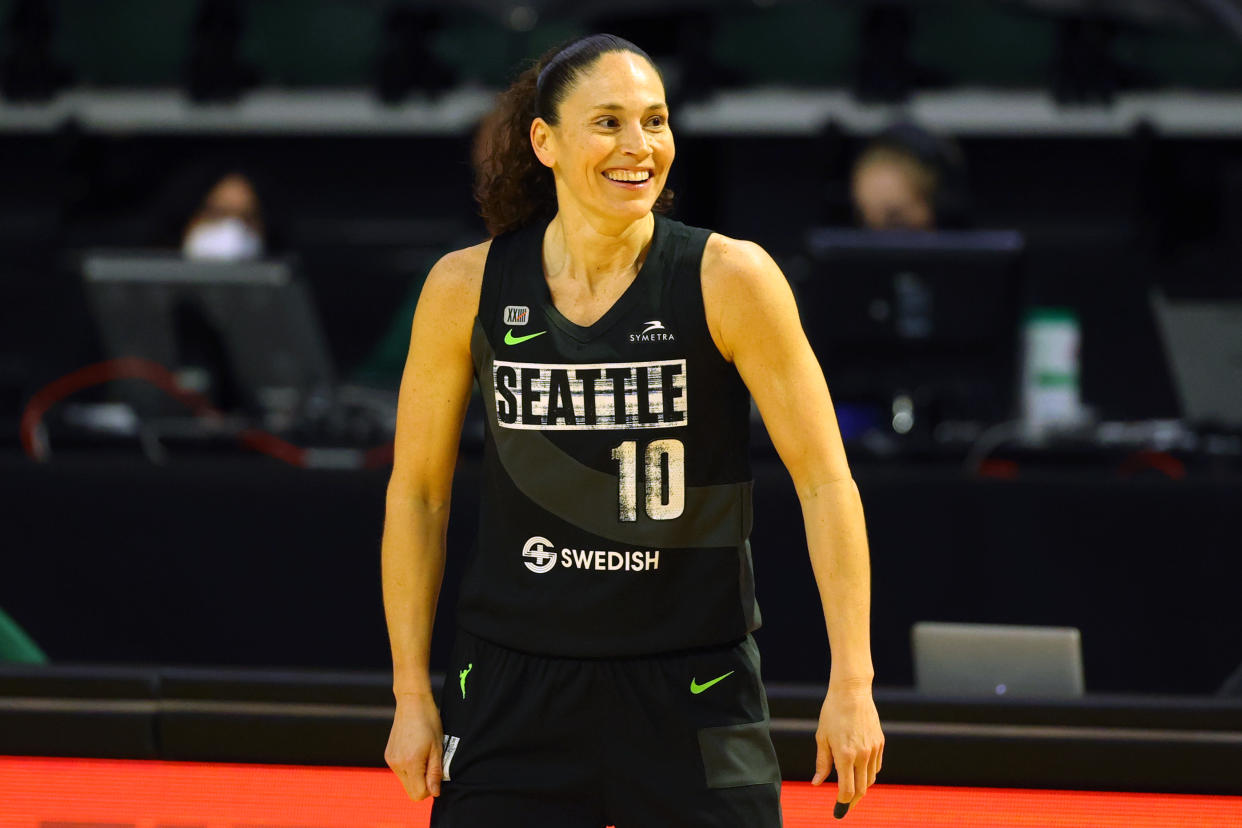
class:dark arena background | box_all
[2,0,1242,825]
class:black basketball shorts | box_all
[429,630,783,828]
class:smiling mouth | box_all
[602,170,654,188]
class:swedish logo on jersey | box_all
[504,305,530,326]
[522,536,558,573]
[522,535,660,574]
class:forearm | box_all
[382,488,449,699]
[800,477,874,687]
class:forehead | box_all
[855,158,919,191]
[561,51,665,110]
[206,175,258,205]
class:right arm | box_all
[382,242,486,800]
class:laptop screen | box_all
[1151,291,1242,430]
[912,621,1085,698]
[82,253,336,418]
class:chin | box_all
[603,194,659,221]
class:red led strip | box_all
[1,755,1239,827]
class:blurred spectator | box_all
[181,172,265,260]
[148,159,282,259]
[851,122,970,230]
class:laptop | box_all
[912,621,1085,698]
[82,253,336,420]
[1150,291,1242,430]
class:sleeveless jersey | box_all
[460,213,759,657]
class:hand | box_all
[385,692,445,800]
[811,681,884,818]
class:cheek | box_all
[645,139,673,189]
[658,133,675,166]
[574,137,612,173]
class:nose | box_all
[619,120,652,160]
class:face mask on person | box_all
[182,217,264,261]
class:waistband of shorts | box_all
[455,626,750,663]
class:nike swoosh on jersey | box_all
[504,329,547,345]
[690,670,735,694]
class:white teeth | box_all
[604,170,651,182]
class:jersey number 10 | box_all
[610,439,685,522]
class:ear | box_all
[530,117,556,170]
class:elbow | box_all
[793,475,858,504]
[385,475,452,515]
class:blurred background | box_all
[2,0,1242,802]
[2,0,1242,809]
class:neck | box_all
[544,202,654,294]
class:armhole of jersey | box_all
[674,224,733,374]
[478,232,509,332]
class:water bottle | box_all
[1021,308,1084,437]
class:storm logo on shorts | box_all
[522,535,661,574]
[493,359,687,431]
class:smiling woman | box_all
[473,35,674,238]
[382,33,883,828]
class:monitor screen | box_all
[800,229,1025,439]
[1151,291,1242,430]
[82,253,335,419]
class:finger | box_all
[849,749,869,809]
[400,744,432,800]
[396,765,427,801]
[812,738,833,786]
[868,742,881,788]
[426,742,444,797]
[852,751,870,803]
[410,766,431,801]
[835,752,856,804]
[833,755,855,821]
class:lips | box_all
[602,170,654,190]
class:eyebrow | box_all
[589,103,668,112]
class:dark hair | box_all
[473,34,674,237]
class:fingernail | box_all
[834,802,849,819]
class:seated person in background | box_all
[182,172,266,260]
[149,160,278,261]
[851,122,970,231]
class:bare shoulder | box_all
[701,232,789,313]
[416,239,490,327]
[407,238,491,354]
[702,232,780,287]
[701,233,794,360]
[425,238,491,302]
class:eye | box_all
[596,116,620,128]
[647,114,667,127]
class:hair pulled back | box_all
[473,34,674,237]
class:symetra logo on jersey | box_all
[492,359,687,431]
[629,320,675,342]
[522,535,660,574]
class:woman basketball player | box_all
[382,34,883,826]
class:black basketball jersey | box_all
[459,213,759,657]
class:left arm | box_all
[702,234,884,816]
